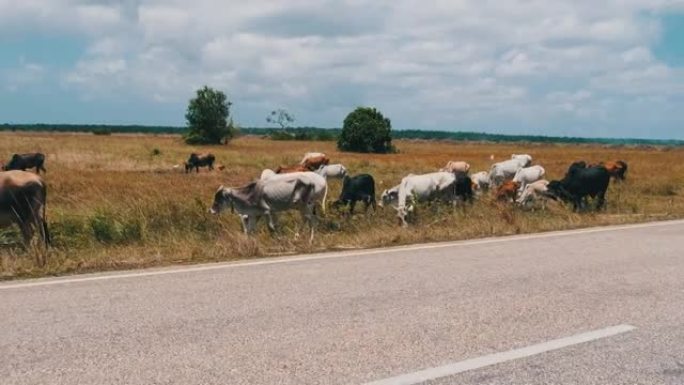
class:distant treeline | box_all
[0,123,184,135]
[2,123,683,147]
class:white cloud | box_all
[2,0,684,137]
[2,61,46,92]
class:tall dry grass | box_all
[1,131,683,279]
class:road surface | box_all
[2,220,684,385]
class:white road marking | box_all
[361,324,637,385]
[1,219,682,290]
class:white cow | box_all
[516,179,552,210]
[511,154,533,165]
[259,170,328,214]
[512,165,545,194]
[315,164,348,179]
[440,161,470,174]
[396,171,458,226]
[210,177,318,242]
[470,171,490,193]
[489,154,533,187]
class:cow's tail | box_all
[41,182,50,248]
[320,181,328,215]
[370,178,377,211]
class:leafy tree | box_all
[266,109,295,129]
[338,107,393,153]
[184,86,235,145]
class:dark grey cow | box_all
[185,153,216,173]
[3,153,47,174]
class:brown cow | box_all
[496,180,520,202]
[0,171,50,264]
[603,160,628,181]
[275,164,309,174]
[302,155,330,171]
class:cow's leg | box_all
[349,200,357,215]
[239,214,249,234]
[300,204,316,243]
[248,215,261,234]
[266,212,278,233]
[596,190,606,211]
[19,220,34,249]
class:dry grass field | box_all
[1,131,683,279]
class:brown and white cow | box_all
[0,171,50,264]
[440,161,471,174]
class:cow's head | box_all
[209,185,233,214]
[546,181,572,202]
[379,189,398,208]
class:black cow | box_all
[185,153,215,173]
[547,164,610,211]
[3,153,47,174]
[333,174,376,214]
[452,171,474,204]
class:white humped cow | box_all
[396,171,458,226]
[488,154,533,187]
[512,165,545,194]
[210,176,318,242]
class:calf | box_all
[516,179,556,209]
[495,180,520,202]
[3,153,47,174]
[470,171,490,194]
[333,174,376,214]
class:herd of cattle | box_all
[208,151,628,241]
[0,149,628,261]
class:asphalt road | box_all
[2,220,684,385]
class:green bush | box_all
[184,86,236,145]
[90,213,120,244]
[338,107,393,153]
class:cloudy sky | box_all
[1,0,683,139]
